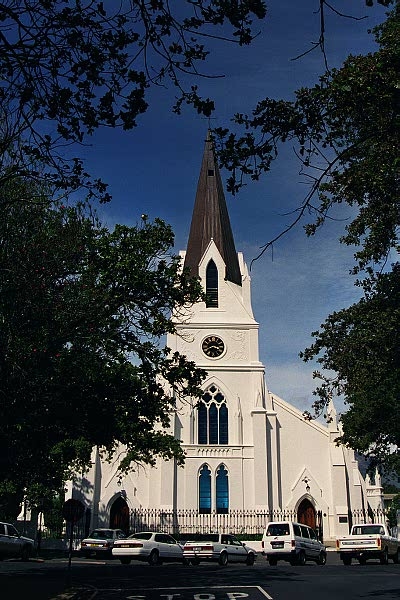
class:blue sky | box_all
[81,1,389,415]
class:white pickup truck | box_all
[336,523,400,565]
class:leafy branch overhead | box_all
[0,0,266,201]
[215,4,399,274]
[214,2,399,471]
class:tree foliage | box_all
[0,183,206,516]
[214,3,400,470]
[0,0,266,201]
[301,266,400,472]
[387,493,400,527]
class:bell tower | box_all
[163,132,270,512]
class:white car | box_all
[0,522,35,561]
[112,531,184,565]
[80,528,126,558]
[262,521,327,566]
[182,533,257,566]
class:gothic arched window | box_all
[216,464,229,514]
[206,260,218,307]
[198,385,228,445]
[199,464,211,514]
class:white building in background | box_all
[69,132,383,542]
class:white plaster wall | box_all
[270,394,332,512]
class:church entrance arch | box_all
[297,498,316,530]
[109,496,130,534]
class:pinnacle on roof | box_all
[183,131,242,286]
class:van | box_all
[262,521,327,566]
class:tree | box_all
[300,266,400,473]
[214,3,399,470]
[0,182,206,515]
[0,0,266,201]
[0,1,269,516]
[387,493,400,527]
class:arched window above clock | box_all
[198,385,228,445]
[206,260,218,308]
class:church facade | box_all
[69,133,383,543]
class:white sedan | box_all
[112,531,184,565]
[183,533,257,566]
[80,528,126,558]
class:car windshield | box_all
[128,532,153,540]
[267,523,290,536]
[89,530,114,540]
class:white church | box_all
[69,132,384,543]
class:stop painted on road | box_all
[125,586,272,600]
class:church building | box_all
[69,132,383,543]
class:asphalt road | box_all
[1,552,400,600]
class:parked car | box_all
[262,521,327,566]
[80,528,126,558]
[336,523,400,565]
[112,531,184,565]
[0,522,35,561]
[182,533,257,566]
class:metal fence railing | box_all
[15,506,389,547]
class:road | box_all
[1,552,400,600]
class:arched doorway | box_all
[297,498,316,529]
[109,496,130,534]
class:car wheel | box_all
[317,552,326,566]
[120,557,131,565]
[148,549,159,566]
[219,551,228,566]
[190,557,200,566]
[393,549,400,564]
[380,548,389,565]
[342,556,352,565]
[246,553,255,566]
[268,557,277,566]
[297,551,306,566]
[21,545,31,561]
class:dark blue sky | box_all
[82,1,389,414]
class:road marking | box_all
[122,586,273,600]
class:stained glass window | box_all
[197,386,228,445]
[199,464,211,514]
[216,464,229,514]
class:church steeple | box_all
[183,131,242,286]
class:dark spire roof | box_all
[183,131,242,286]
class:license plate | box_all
[119,544,130,548]
[194,547,202,552]
[89,544,100,547]
[271,542,284,549]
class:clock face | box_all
[202,335,225,358]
